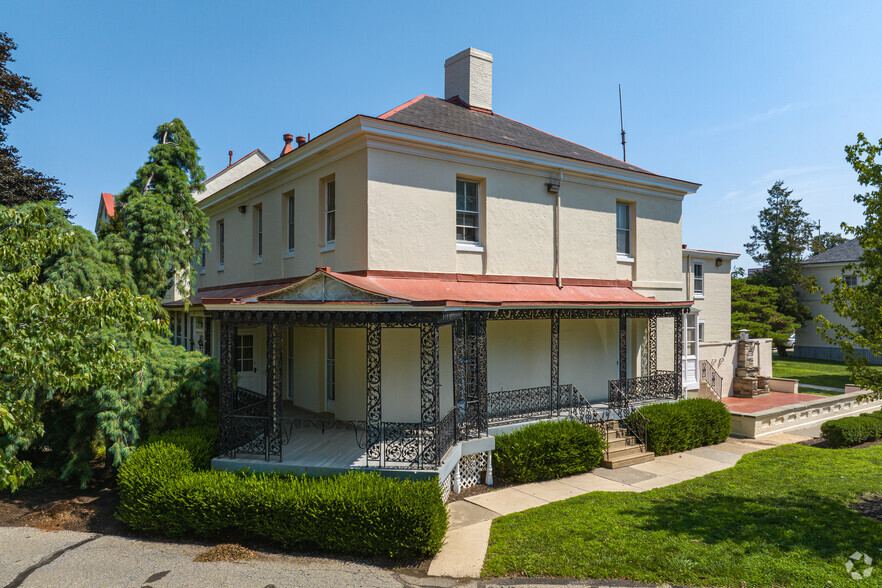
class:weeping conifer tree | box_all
[111,118,208,300]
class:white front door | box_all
[683,313,700,389]
[236,328,266,394]
[325,327,335,413]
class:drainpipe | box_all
[548,170,563,289]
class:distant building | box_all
[795,238,879,363]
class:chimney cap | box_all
[281,133,294,156]
[296,135,307,147]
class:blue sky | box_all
[5,1,881,267]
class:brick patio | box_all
[721,391,827,414]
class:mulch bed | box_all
[193,543,264,563]
[852,493,882,523]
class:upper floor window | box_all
[456,179,480,243]
[254,204,263,261]
[325,180,336,244]
[845,274,857,288]
[698,320,705,342]
[693,263,704,297]
[287,193,295,251]
[217,220,225,269]
[616,202,631,256]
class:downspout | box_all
[554,170,563,289]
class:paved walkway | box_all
[428,432,813,578]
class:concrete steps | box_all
[600,423,655,469]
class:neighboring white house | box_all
[113,48,741,491]
[795,238,879,363]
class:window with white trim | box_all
[217,220,225,269]
[456,178,480,243]
[616,202,631,256]
[685,313,698,356]
[325,180,336,244]
[236,334,254,373]
[286,193,295,252]
[845,274,857,288]
[693,263,704,297]
[698,320,705,343]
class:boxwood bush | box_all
[629,398,731,456]
[146,425,218,470]
[492,420,606,483]
[821,411,882,448]
[117,435,447,559]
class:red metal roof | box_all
[100,192,115,217]
[183,270,690,309]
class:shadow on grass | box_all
[624,490,882,559]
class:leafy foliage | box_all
[492,420,606,483]
[0,203,162,490]
[110,119,208,300]
[730,277,800,342]
[743,181,815,352]
[0,33,69,209]
[629,399,731,456]
[117,437,448,560]
[146,425,218,470]
[810,231,846,255]
[820,411,882,448]
[817,133,882,400]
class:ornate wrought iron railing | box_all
[487,386,555,423]
[608,379,650,448]
[699,360,724,400]
[607,370,680,405]
[562,385,614,460]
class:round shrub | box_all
[821,414,882,448]
[146,425,218,470]
[116,441,192,531]
[492,419,606,483]
[630,399,731,455]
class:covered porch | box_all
[204,269,691,486]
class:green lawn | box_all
[482,444,882,587]
[772,356,855,390]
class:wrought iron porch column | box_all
[266,320,283,461]
[452,319,467,440]
[550,310,560,417]
[218,319,237,454]
[466,312,489,436]
[619,314,628,381]
[674,311,684,398]
[420,323,441,467]
[365,323,382,466]
[647,317,657,376]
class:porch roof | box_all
[178,270,692,310]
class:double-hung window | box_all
[693,263,704,297]
[325,180,336,244]
[456,179,480,243]
[287,194,295,252]
[845,274,857,288]
[616,202,631,256]
[217,220,225,269]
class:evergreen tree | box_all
[810,231,847,255]
[111,119,208,300]
[0,33,69,210]
[731,278,800,342]
[818,133,882,398]
[744,180,815,354]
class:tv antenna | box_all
[619,84,626,162]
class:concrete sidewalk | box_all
[428,433,810,578]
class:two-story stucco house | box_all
[148,48,730,495]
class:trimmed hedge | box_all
[821,411,882,448]
[630,399,731,456]
[117,437,447,559]
[146,425,218,470]
[492,420,606,483]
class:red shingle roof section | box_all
[100,192,115,217]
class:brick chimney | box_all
[444,48,493,111]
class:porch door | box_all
[236,328,266,394]
[682,313,699,388]
[325,327,335,413]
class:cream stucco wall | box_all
[366,147,684,283]
[683,252,735,342]
[197,145,368,290]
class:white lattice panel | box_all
[459,452,488,490]
[440,471,452,502]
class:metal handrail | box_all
[699,360,724,400]
[608,380,651,448]
[567,385,615,460]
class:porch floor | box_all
[721,391,826,414]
